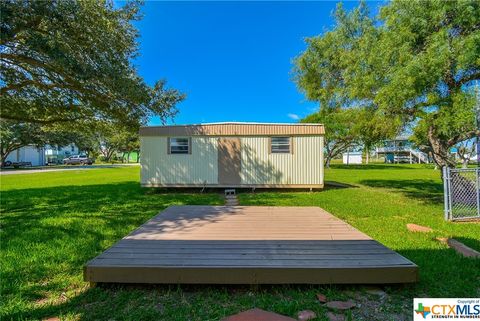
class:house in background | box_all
[375,136,430,164]
[45,144,79,164]
[5,144,80,166]
[342,151,363,164]
[140,122,325,189]
[5,145,46,166]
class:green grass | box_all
[1,165,479,320]
[240,164,480,297]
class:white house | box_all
[5,145,46,166]
[342,152,363,164]
[44,144,79,164]
[5,144,80,166]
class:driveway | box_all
[0,163,139,175]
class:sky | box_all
[132,1,379,126]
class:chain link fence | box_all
[443,167,480,221]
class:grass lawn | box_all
[1,165,479,320]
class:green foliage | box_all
[302,107,399,165]
[0,120,77,162]
[302,108,358,167]
[295,3,396,163]
[351,108,401,157]
[0,0,185,125]
[294,0,480,168]
[78,121,140,162]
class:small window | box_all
[169,137,190,154]
[271,137,291,153]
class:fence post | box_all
[443,166,450,221]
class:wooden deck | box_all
[84,206,418,284]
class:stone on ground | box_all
[316,293,328,303]
[222,308,296,321]
[363,286,387,298]
[297,310,316,321]
[406,223,433,233]
[343,290,363,301]
[326,300,356,310]
[326,312,345,321]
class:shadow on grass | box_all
[1,182,221,320]
[2,180,479,320]
[359,179,443,204]
[7,244,480,321]
[453,237,480,253]
[148,182,357,195]
[329,164,432,170]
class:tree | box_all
[0,120,73,164]
[88,121,139,163]
[302,109,358,168]
[68,127,101,159]
[295,3,396,165]
[1,120,40,164]
[118,135,140,163]
[456,140,476,168]
[294,1,480,170]
[0,0,185,126]
[352,109,400,164]
[372,0,480,168]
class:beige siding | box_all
[141,135,324,187]
[240,136,324,185]
[141,136,218,185]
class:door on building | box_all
[217,138,241,186]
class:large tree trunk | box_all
[104,148,115,162]
[325,155,332,168]
[1,144,24,165]
[427,125,456,177]
[1,150,8,165]
[324,145,332,168]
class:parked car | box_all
[63,155,94,165]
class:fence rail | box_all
[443,167,480,221]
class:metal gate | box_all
[443,167,480,221]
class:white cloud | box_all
[287,113,300,120]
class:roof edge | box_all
[140,122,324,136]
[142,122,324,129]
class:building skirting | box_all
[141,183,324,189]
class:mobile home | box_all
[140,122,324,188]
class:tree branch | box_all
[0,114,82,124]
[455,72,480,88]
[447,129,480,147]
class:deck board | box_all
[84,206,418,284]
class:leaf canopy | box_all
[0,0,185,126]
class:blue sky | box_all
[133,1,378,125]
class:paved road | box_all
[0,164,139,175]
